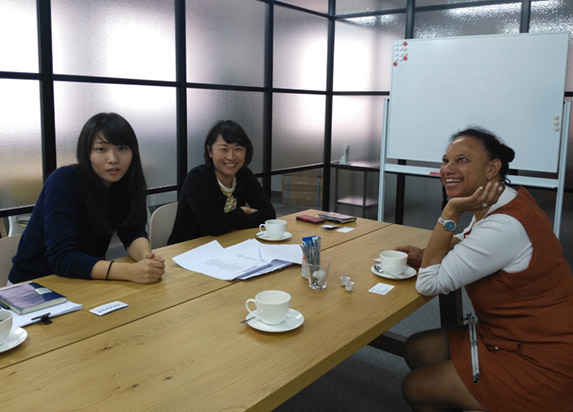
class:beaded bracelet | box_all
[105,261,114,280]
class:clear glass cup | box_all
[307,260,331,290]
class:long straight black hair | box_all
[75,113,148,237]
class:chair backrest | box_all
[8,214,31,236]
[0,234,21,287]
[149,202,178,249]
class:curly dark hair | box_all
[451,127,515,184]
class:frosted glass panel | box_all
[52,0,175,80]
[280,0,328,14]
[186,0,265,86]
[334,14,406,91]
[331,96,385,163]
[272,94,325,169]
[530,0,573,92]
[0,80,43,208]
[54,82,177,189]
[336,0,406,15]
[0,0,38,73]
[415,0,487,6]
[187,89,265,173]
[414,4,521,37]
[274,6,328,90]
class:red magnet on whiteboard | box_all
[393,61,398,66]
[403,41,408,46]
[403,56,408,61]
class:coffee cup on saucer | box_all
[245,290,291,325]
[379,250,408,276]
[258,219,287,239]
[0,309,13,345]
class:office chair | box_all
[148,202,178,249]
[8,214,31,236]
[0,234,21,287]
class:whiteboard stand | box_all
[378,100,571,238]
[554,100,571,238]
[377,99,390,223]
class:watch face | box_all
[445,221,456,231]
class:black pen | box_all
[31,312,51,321]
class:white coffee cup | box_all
[379,250,408,276]
[259,219,287,239]
[0,309,13,345]
[246,290,291,325]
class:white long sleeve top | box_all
[416,187,533,296]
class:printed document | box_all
[172,239,302,281]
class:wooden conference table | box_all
[0,210,432,411]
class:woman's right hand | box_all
[394,245,424,268]
[129,255,165,284]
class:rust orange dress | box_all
[449,188,573,411]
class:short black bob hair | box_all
[203,120,254,167]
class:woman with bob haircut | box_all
[396,127,573,411]
[168,119,275,244]
[9,112,165,284]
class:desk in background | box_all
[332,160,380,218]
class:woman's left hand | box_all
[394,245,424,268]
[240,206,257,214]
[447,182,504,215]
[145,252,165,263]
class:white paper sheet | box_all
[12,300,83,327]
[172,239,303,281]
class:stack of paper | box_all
[172,239,303,281]
[11,301,83,327]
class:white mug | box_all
[379,250,408,276]
[259,219,287,239]
[245,290,291,325]
[0,309,13,345]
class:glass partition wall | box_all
[1,0,572,264]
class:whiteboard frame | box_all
[378,101,571,237]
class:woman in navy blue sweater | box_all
[9,113,165,284]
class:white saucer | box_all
[246,308,304,332]
[0,327,28,353]
[371,265,417,280]
[256,231,292,242]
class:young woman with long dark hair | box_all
[9,113,165,284]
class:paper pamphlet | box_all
[172,239,303,281]
[11,300,83,328]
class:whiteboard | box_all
[386,32,569,173]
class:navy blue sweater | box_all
[9,166,146,283]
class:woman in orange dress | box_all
[398,127,573,411]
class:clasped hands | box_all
[131,252,165,284]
